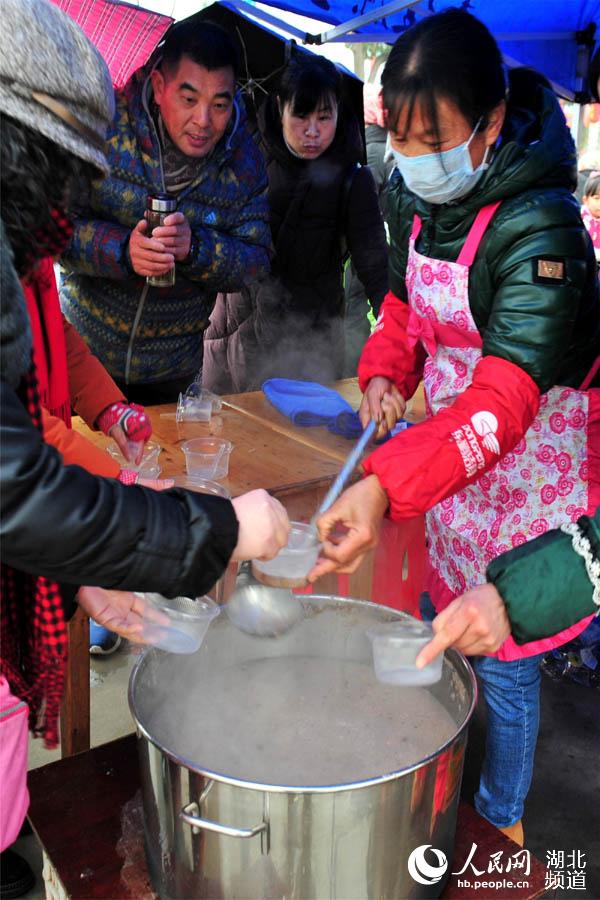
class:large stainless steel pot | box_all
[129,595,476,900]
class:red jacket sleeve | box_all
[362,355,540,519]
[358,290,426,400]
[64,319,125,428]
[41,409,121,478]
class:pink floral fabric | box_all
[406,223,592,660]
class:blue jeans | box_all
[419,593,541,828]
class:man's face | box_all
[151,55,235,158]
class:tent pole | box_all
[308,0,420,44]
[226,0,310,42]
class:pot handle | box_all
[181,802,268,840]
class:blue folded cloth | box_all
[262,378,363,438]
[330,410,364,438]
[262,378,414,441]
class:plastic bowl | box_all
[251,522,320,588]
[137,593,220,654]
[107,440,162,475]
[181,438,232,480]
[171,476,230,498]
[366,620,443,686]
[135,465,161,479]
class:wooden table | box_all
[73,403,340,502]
[72,400,372,596]
[28,733,550,900]
[222,378,426,464]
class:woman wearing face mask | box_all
[203,54,388,392]
[310,9,600,845]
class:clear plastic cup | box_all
[137,593,220,654]
[251,522,320,588]
[181,438,232,480]
[366,620,443,686]
[107,440,161,475]
[171,478,235,603]
[183,383,223,413]
[176,392,213,423]
[135,465,161,480]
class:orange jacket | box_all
[42,319,125,477]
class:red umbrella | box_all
[49,0,173,87]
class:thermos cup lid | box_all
[146,193,177,213]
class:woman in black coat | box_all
[203,54,389,392]
[0,0,290,785]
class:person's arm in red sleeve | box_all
[41,408,121,477]
[362,354,540,519]
[63,318,125,428]
[310,356,539,580]
[358,290,426,401]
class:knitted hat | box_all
[0,0,114,177]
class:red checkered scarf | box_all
[0,368,68,748]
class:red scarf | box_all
[22,258,71,426]
[0,368,68,748]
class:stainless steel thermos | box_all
[145,193,177,287]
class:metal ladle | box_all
[226,420,377,639]
[225,562,303,637]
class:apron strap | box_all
[456,201,502,268]
[410,215,422,242]
[411,202,501,265]
[580,355,600,391]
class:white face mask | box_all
[391,118,490,204]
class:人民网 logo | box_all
[471,410,500,454]
[407,845,448,885]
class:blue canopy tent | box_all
[226,0,600,101]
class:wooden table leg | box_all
[60,607,90,757]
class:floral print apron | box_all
[406,202,597,660]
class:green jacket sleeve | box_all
[486,508,599,643]
[479,191,594,392]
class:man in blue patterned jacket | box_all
[60,20,271,404]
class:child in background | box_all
[581,172,600,263]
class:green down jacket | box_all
[387,85,600,392]
[487,508,599,644]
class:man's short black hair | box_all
[161,20,238,79]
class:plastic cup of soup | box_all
[181,438,232,480]
[367,620,443,686]
[137,593,220,654]
[251,522,320,588]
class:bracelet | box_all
[560,522,600,607]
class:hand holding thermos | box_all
[128,193,191,285]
